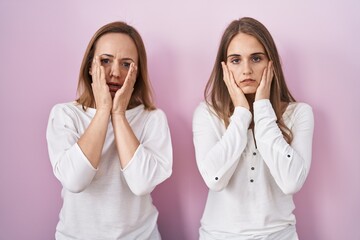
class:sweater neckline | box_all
[73,102,144,117]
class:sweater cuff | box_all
[120,144,142,172]
[254,99,276,120]
[72,143,98,171]
[231,106,252,122]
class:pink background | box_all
[1,0,359,239]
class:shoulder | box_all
[193,101,223,127]
[132,105,169,124]
[50,102,77,115]
[49,102,85,120]
[286,102,313,116]
[284,102,314,125]
[193,101,215,119]
[148,108,168,122]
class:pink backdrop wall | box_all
[1,0,359,239]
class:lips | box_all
[241,78,256,83]
[107,82,122,93]
[106,82,122,98]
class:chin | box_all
[110,91,116,99]
[241,88,257,95]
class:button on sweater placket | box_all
[249,150,257,183]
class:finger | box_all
[259,66,267,88]
[221,62,231,87]
[92,56,100,84]
[90,57,98,88]
[96,56,102,84]
[222,62,241,96]
[89,58,94,76]
[221,62,229,80]
[229,69,239,88]
[99,65,106,84]
[124,63,137,88]
[129,63,137,86]
[91,57,96,77]
[267,61,274,85]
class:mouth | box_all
[106,82,122,98]
[107,82,123,93]
[240,78,256,83]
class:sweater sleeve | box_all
[192,103,252,191]
[121,109,173,196]
[254,99,314,195]
[46,104,97,193]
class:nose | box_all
[242,61,253,75]
[110,62,121,78]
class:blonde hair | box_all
[205,17,295,143]
[76,21,155,111]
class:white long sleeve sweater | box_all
[192,99,314,239]
[46,102,172,240]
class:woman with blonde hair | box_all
[47,21,172,239]
[193,17,314,239]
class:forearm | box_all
[254,100,314,194]
[193,105,252,191]
[112,113,140,169]
[77,109,110,168]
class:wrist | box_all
[255,93,270,101]
[234,101,250,110]
[96,107,111,114]
[111,112,127,120]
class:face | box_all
[226,33,269,94]
[92,33,138,97]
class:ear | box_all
[89,67,92,75]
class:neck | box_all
[245,94,255,111]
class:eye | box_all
[122,62,131,68]
[230,58,240,64]
[100,58,111,65]
[251,55,262,63]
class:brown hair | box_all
[205,17,295,143]
[76,21,155,111]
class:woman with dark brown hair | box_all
[46,21,172,239]
[193,17,314,239]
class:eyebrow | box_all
[100,54,135,62]
[227,52,266,58]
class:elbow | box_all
[199,167,229,191]
[280,184,301,195]
[128,183,155,196]
[204,177,227,192]
[54,169,90,193]
[62,180,88,193]
[207,183,226,192]
[281,170,308,195]
[278,177,305,195]
[129,169,172,196]
[52,150,97,193]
